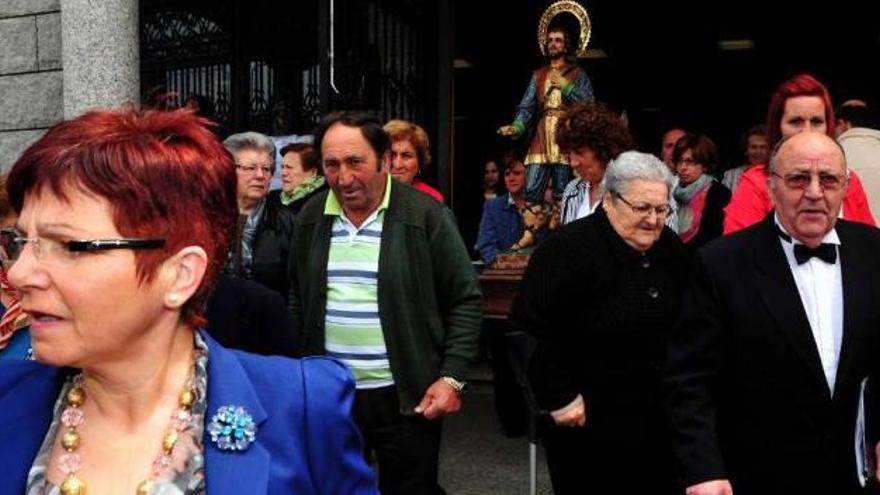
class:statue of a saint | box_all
[498,5,594,249]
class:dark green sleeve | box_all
[428,206,483,381]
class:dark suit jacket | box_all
[205,273,299,356]
[0,331,377,494]
[665,215,880,494]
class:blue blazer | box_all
[0,332,378,494]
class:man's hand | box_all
[551,399,586,427]
[548,72,568,90]
[686,479,733,495]
[497,125,518,137]
[414,378,462,420]
[875,441,879,477]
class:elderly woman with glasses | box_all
[0,108,377,494]
[509,151,689,494]
[223,132,294,299]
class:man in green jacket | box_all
[288,111,482,495]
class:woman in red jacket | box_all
[723,74,875,234]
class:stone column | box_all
[61,0,139,118]
[0,0,62,170]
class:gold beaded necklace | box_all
[56,364,198,495]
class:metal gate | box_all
[324,1,428,123]
[140,0,435,137]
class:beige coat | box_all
[839,127,880,224]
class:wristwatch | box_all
[441,376,467,394]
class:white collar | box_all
[774,214,840,246]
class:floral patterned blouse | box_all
[26,334,210,495]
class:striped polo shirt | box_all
[323,174,394,389]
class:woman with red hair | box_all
[723,74,875,233]
[0,108,377,494]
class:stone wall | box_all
[0,0,62,171]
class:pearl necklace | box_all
[56,367,198,495]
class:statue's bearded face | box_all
[546,31,567,59]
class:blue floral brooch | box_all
[208,405,257,451]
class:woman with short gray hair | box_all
[223,131,277,160]
[509,150,688,494]
[222,131,293,300]
[603,150,675,197]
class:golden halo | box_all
[537,1,592,58]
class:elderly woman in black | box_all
[509,151,689,494]
[223,132,294,300]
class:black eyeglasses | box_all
[0,229,165,268]
[613,193,670,217]
[771,171,846,191]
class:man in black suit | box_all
[666,131,880,495]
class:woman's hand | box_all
[550,394,586,427]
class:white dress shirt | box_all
[775,216,844,394]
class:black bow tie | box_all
[793,243,837,265]
[775,224,838,264]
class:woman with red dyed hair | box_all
[723,74,875,233]
[0,108,377,494]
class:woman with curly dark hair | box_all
[556,101,634,224]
